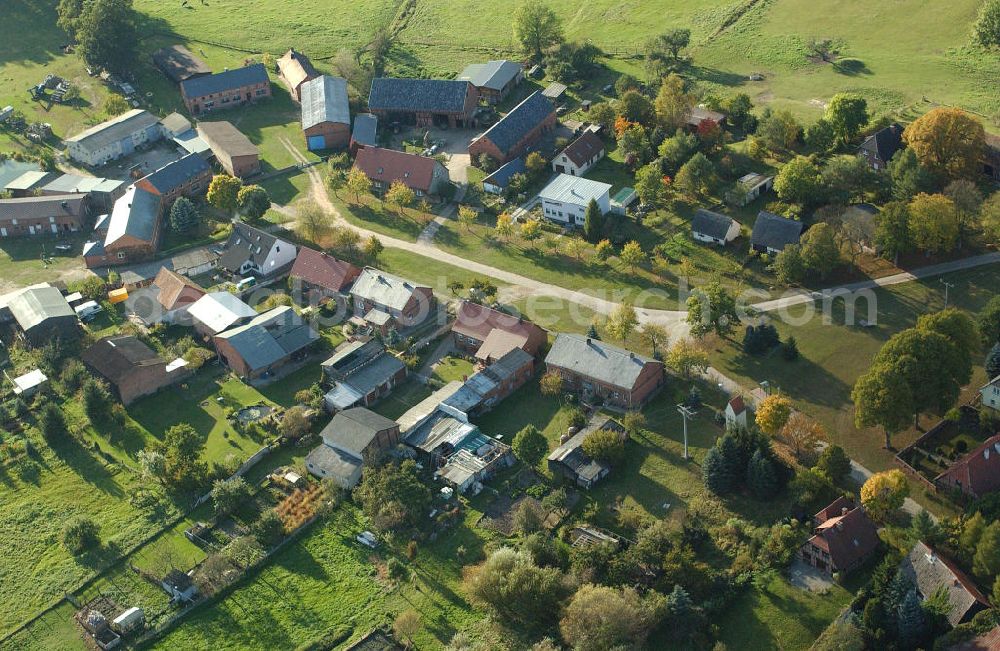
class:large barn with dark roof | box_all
[468,91,556,165]
[180,64,271,115]
[368,78,479,128]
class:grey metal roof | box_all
[0,194,84,223]
[547,416,622,481]
[65,109,160,150]
[486,347,532,380]
[0,159,41,189]
[339,353,405,396]
[180,63,269,98]
[4,170,55,191]
[691,208,735,240]
[141,153,210,195]
[351,113,378,147]
[538,174,611,206]
[105,185,162,246]
[457,60,522,91]
[305,443,362,483]
[160,112,193,135]
[42,173,124,195]
[750,211,803,252]
[301,76,350,130]
[475,91,554,157]
[188,291,256,333]
[542,82,567,99]
[545,333,658,391]
[8,287,75,331]
[349,267,426,312]
[404,411,478,455]
[368,78,472,114]
[215,306,318,371]
[322,339,385,376]
[320,407,398,458]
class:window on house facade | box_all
[256,89,267,96]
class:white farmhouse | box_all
[539,174,611,227]
[64,109,163,166]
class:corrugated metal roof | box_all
[351,113,378,147]
[65,109,160,150]
[457,60,522,90]
[8,287,74,331]
[301,75,350,130]
[538,173,611,206]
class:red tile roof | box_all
[727,395,746,416]
[354,147,440,193]
[154,267,205,311]
[936,434,1000,498]
[806,499,880,572]
[814,495,855,523]
[560,131,604,168]
[946,625,1000,650]
[290,246,362,294]
[453,300,547,355]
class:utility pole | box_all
[940,279,955,308]
[677,404,696,460]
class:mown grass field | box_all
[708,263,998,475]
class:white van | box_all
[74,300,103,322]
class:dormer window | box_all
[377,167,383,174]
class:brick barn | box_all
[469,91,556,166]
[368,78,479,128]
[300,76,351,151]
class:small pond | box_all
[235,404,273,423]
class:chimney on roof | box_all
[585,338,591,345]
[836,521,844,531]
[841,507,849,516]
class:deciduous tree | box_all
[800,222,841,278]
[665,338,709,378]
[618,241,646,274]
[824,93,868,145]
[757,109,801,151]
[540,370,563,396]
[457,205,477,231]
[76,0,138,74]
[860,469,909,521]
[774,156,822,205]
[974,0,1000,48]
[560,584,661,651]
[237,184,270,220]
[207,174,242,213]
[852,362,914,449]
[903,108,986,182]
[513,0,564,60]
[385,180,414,216]
[512,424,548,467]
[780,412,826,460]
[464,547,571,626]
[674,152,716,198]
[686,282,740,338]
[908,193,960,254]
[874,201,911,263]
[605,302,638,342]
[756,394,793,436]
[346,167,372,203]
[654,73,693,131]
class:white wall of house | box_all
[541,192,610,226]
[551,147,605,176]
[982,382,1000,411]
[693,221,740,246]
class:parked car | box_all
[75,300,103,322]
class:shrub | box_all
[62,517,101,555]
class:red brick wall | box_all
[304,122,351,150]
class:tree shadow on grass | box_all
[687,64,748,88]
[832,58,871,76]
[47,433,124,497]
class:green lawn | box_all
[431,356,475,384]
[0,234,89,292]
[333,194,434,242]
[708,263,998,473]
[715,574,853,651]
[148,504,492,650]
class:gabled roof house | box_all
[859,123,904,171]
[935,434,1000,499]
[289,246,362,305]
[691,208,740,246]
[353,146,450,197]
[468,91,556,165]
[750,211,803,255]
[799,497,880,575]
[306,408,401,488]
[276,48,319,102]
[900,541,991,627]
[544,334,664,409]
[219,223,297,278]
[81,335,190,405]
[300,75,351,151]
[214,305,319,379]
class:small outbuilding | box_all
[691,208,740,246]
[750,211,803,255]
[11,369,48,397]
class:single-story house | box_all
[64,109,163,167]
[858,123,904,171]
[440,348,534,417]
[980,375,1000,413]
[7,286,78,346]
[214,305,319,379]
[468,91,556,165]
[289,246,361,308]
[276,48,319,102]
[196,121,261,178]
[152,45,210,83]
[734,172,774,206]
[161,569,198,603]
[900,541,990,627]
[799,497,880,575]
[124,267,207,326]
[691,208,740,246]
[218,222,297,278]
[187,291,256,336]
[934,434,1000,499]
[180,63,271,115]
[81,335,190,405]
[452,300,547,363]
[305,407,401,488]
[686,106,726,130]
[482,157,526,195]
[322,340,407,411]
[457,60,523,104]
[552,131,605,176]
[350,113,378,154]
[349,267,435,333]
[750,211,803,255]
[368,78,479,128]
[544,333,664,409]
[300,75,351,151]
[353,146,451,198]
[725,395,748,429]
[548,416,626,489]
[171,247,218,276]
[538,174,612,227]
[0,194,87,237]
